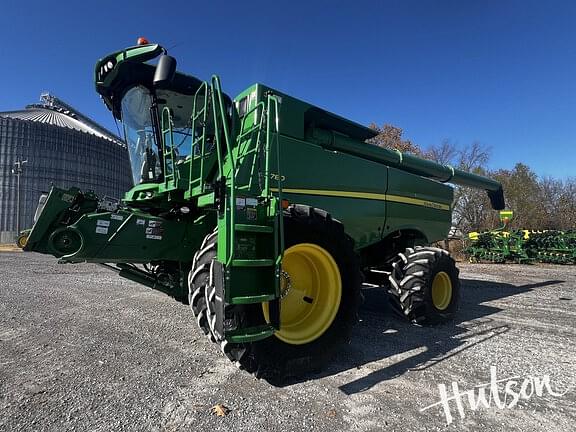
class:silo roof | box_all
[0,94,124,146]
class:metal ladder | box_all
[209,77,285,342]
[160,77,285,341]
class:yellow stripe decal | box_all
[271,188,450,211]
[385,194,450,210]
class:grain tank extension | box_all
[23,41,505,381]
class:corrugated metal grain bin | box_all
[0,94,132,243]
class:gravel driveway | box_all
[1,252,575,431]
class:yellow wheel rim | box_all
[431,271,452,310]
[17,235,28,248]
[263,243,342,345]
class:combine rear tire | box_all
[188,205,362,382]
[388,246,460,324]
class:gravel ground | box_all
[0,252,575,431]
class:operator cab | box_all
[95,42,233,186]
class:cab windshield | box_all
[121,86,161,185]
[121,84,221,185]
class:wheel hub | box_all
[431,271,452,310]
[280,270,292,299]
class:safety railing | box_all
[235,101,266,191]
[188,81,209,196]
[161,107,177,187]
[265,94,285,263]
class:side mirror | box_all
[153,55,177,88]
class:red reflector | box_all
[281,199,290,209]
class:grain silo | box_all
[0,93,132,243]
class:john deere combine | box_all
[467,211,576,264]
[22,40,505,380]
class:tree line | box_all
[368,124,576,234]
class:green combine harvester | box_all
[22,40,506,380]
[467,211,576,264]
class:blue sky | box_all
[1,0,574,178]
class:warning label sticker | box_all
[96,220,110,227]
[146,235,162,240]
[246,198,258,207]
[110,214,124,221]
[146,224,164,237]
[96,227,108,235]
[136,219,145,225]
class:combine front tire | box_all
[388,246,460,324]
[253,205,362,379]
[16,232,29,249]
[188,206,362,382]
[188,230,217,339]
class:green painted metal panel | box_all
[267,135,388,249]
[383,168,453,242]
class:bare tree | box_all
[456,141,490,171]
[493,164,547,229]
[543,177,576,230]
[445,142,494,233]
[540,176,564,229]
[424,139,458,165]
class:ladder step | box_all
[235,224,273,233]
[230,293,276,305]
[232,259,274,267]
[226,324,275,343]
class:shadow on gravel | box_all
[281,277,564,392]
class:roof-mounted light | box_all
[137,37,150,45]
[97,57,116,82]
